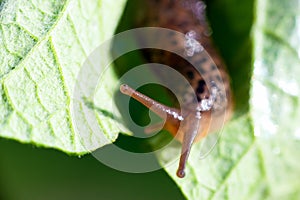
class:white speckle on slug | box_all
[184,30,204,57]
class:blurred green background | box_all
[0,137,185,200]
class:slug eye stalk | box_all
[120,84,209,178]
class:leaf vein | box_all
[209,140,256,200]
[48,36,76,150]
[1,0,71,81]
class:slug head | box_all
[120,84,212,178]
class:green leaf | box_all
[151,0,300,199]
[0,0,128,153]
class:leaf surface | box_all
[0,0,128,153]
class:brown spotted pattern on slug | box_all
[121,0,233,178]
[136,0,232,109]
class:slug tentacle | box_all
[120,84,183,127]
[176,110,201,178]
[120,84,212,178]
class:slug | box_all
[120,0,233,178]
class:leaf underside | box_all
[0,0,128,153]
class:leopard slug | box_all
[120,0,233,178]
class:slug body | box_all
[120,0,233,178]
